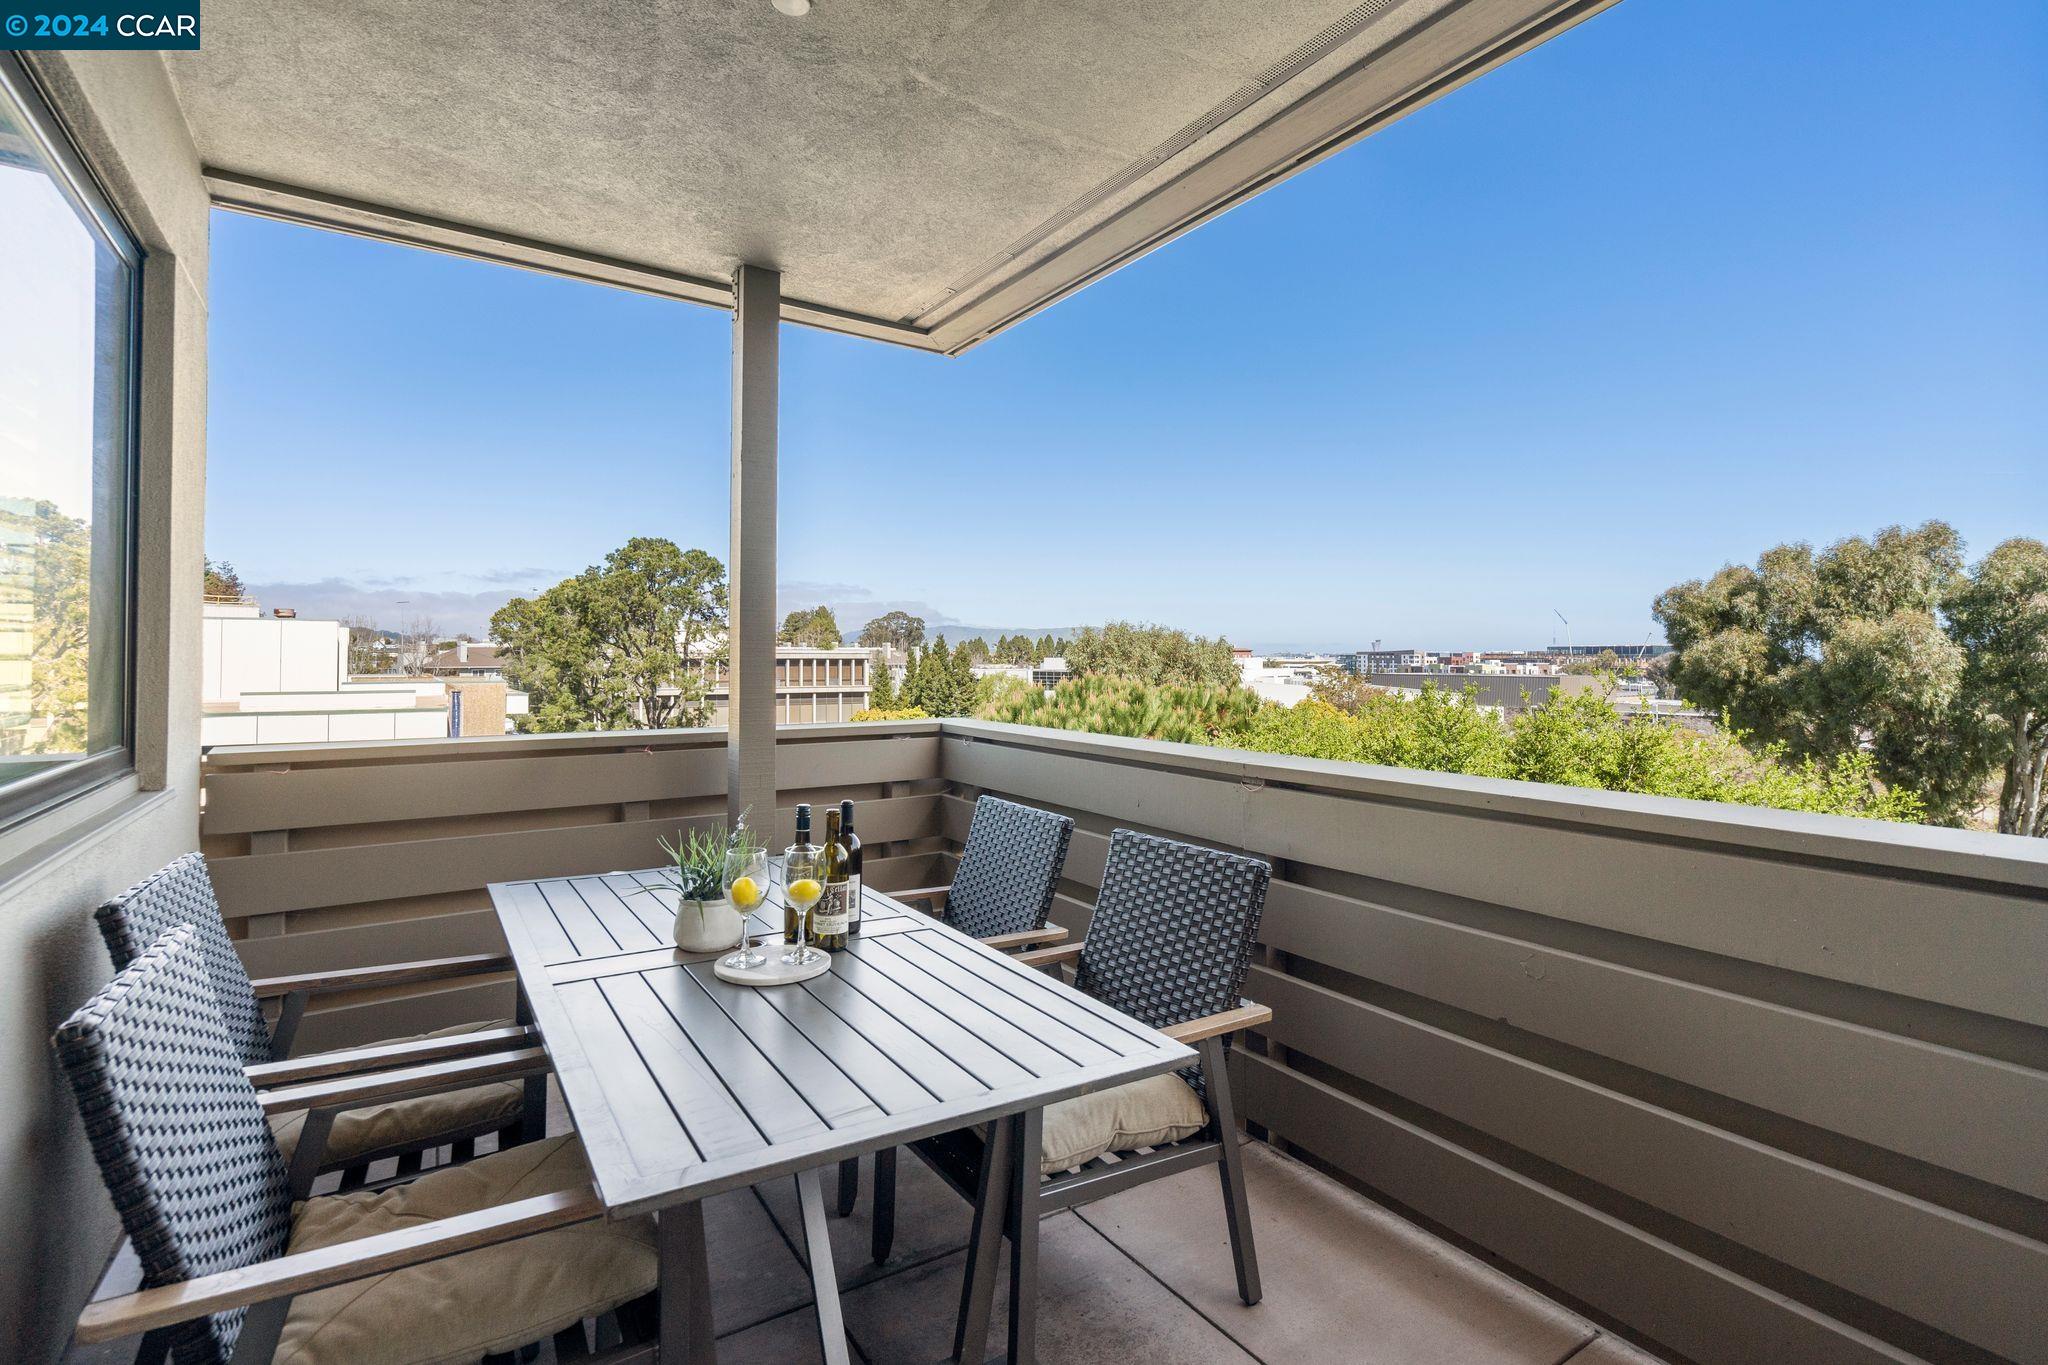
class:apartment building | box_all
[1338,647,1433,674]
[703,645,873,724]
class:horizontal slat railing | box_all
[940,729,2048,1027]
[933,719,2048,1365]
[201,722,947,1051]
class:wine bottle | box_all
[813,806,852,950]
[839,799,863,936]
[784,803,815,944]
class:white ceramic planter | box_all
[673,897,742,953]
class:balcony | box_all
[184,719,2048,1364]
[9,8,2046,1362]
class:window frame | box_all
[0,54,144,832]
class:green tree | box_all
[1656,522,2045,830]
[492,538,727,732]
[1227,691,1919,821]
[865,650,898,711]
[5,500,93,752]
[901,636,976,716]
[1235,685,1509,775]
[899,646,926,711]
[900,645,927,712]
[779,605,841,648]
[857,610,925,651]
[966,661,1922,823]
[1063,621,1238,687]
[979,674,1263,745]
[963,636,991,664]
[203,557,245,599]
[1306,663,1388,713]
[1946,538,2048,836]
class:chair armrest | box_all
[1160,1001,1273,1045]
[978,925,1070,952]
[245,1024,537,1088]
[892,883,951,910]
[1013,941,1084,970]
[257,1046,551,1117]
[249,952,514,999]
[74,1187,603,1343]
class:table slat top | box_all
[491,861,1196,1214]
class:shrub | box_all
[1231,688,1920,821]
[851,707,930,722]
[1063,621,1240,688]
[977,674,1262,745]
[964,673,1919,822]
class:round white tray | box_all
[712,949,831,987]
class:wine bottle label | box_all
[847,874,863,933]
[813,883,851,937]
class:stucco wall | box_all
[0,53,207,1363]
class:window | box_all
[0,58,139,824]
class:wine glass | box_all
[782,847,825,968]
[720,846,771,970]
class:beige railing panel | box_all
[1235,1056,1921,1365]
[206,728,941,836]
[935,719,2048,1365]
[1251,968,2045,1362]
[940,728,2048,1027]
[201,722,947,1052]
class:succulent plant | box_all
[654,810,763,903]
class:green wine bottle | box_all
[813,805,852,951]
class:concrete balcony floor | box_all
[724,1137,1665,1365]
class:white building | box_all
[971,656,1073,692]
[201,600,526,745]
[1237,653,1331,706]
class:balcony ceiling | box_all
[163,0,1611,353]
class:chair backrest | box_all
[53,924,294,1365]
[1076,830,1269,1092]
[96,852,271,1066]
[945,796,1075,940]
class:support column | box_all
[728,264,780,826]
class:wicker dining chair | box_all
[842,795,1076,1245]
[931,829,1274,1359]
[54,924,656,1365]
[893,795,1077,950]
[95,853,532,1186]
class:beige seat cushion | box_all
[277,1135,655,1365]
[269,1020,524,1169]
[1040,1073,1207,1175]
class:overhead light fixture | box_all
[773,0,811,14]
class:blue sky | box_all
[207,0,2048,652]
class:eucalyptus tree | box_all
[492,537,727,732]
[1655,522,2047,833]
